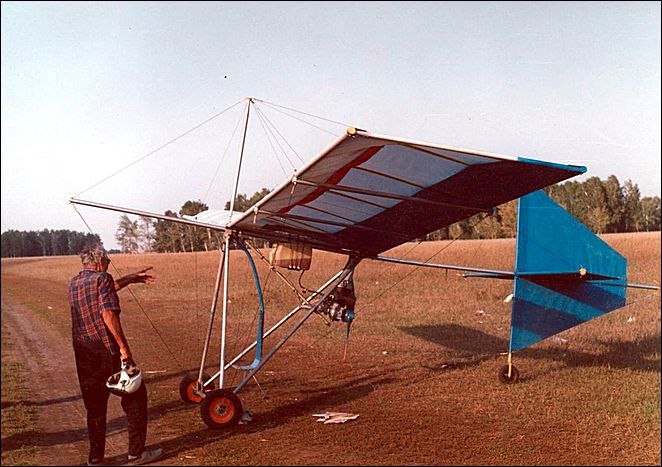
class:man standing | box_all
[68,243,164,466]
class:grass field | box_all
[1,232,660,465]
[1,324,38,466]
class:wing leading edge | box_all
[221,129,586,255]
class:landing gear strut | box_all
[498,352,519,384]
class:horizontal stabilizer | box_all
[510,191,627,351]
[463,273,514,280]
[464,271,618,281]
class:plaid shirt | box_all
[68,268,121,354]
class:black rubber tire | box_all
[179,372,214,404]
[498,364,520,384]
[200,389,243,429]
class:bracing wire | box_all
[253,107,290,177]
[302,214,497,352]
[75,99,243,198]
[201,107,246,203]
[254,103,306,165]
[255,98,353,130]
[362,212,494,311]
[254,104,302,167]
[298,270,311,294]
[256,100,349,136]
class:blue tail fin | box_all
[509,190,627,352]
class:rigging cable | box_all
[255,98,353,132]
[253,106,290,177]
[254,103,306,165]
[201,106,246,203]
[75,99,244,198]
[362,212,494,311]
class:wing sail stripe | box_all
[280,145,383,214]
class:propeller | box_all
[342,309,355,361]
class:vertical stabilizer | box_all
[509,191,627,351]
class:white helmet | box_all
[106,363,143,396]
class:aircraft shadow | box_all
[143,373,396,463]
[5,329,657,461]
[400,323,661,376]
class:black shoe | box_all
[87,458,104,466]
[127,448,164,465]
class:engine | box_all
[318,274,356,324]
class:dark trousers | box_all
[73,343,148,462]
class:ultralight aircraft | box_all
[70,97,659,429]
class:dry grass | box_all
[1,324,38,465]
[1,232,660,465]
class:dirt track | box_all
[1,296,173,466]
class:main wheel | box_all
[498,364,520,384]
[179,372,214,404]
[200,389,243,429]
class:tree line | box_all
[427,175,660,241]
[2,176,659,257]
[115,176,659,253]
[113,189,272,254]
[1,229,101,258]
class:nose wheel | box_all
[200,389,243,429]
[179,373,215,404]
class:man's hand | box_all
[115,267,155,291]
[125,266,155,284]
[122,356,136,367]
[120,347,135,368]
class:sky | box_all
[2,1,660,249]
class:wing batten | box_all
[399,142,473,167]
[352,166,427,189]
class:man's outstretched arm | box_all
[114,267,155,291]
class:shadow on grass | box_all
[0,365,223,411]
[0,365,228,458]
[145,373,394,464]
[0,398,191,455]
[401,323,661,374]
[1,394,81,409]
[1,370,391,464]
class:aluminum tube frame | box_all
[69,198,225,232]
[218,99,252,389]
[203,267,347,386]
[233,256,361,394]
[624,282,660,290]
[371,255,513,276]
[196,247,225,390]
